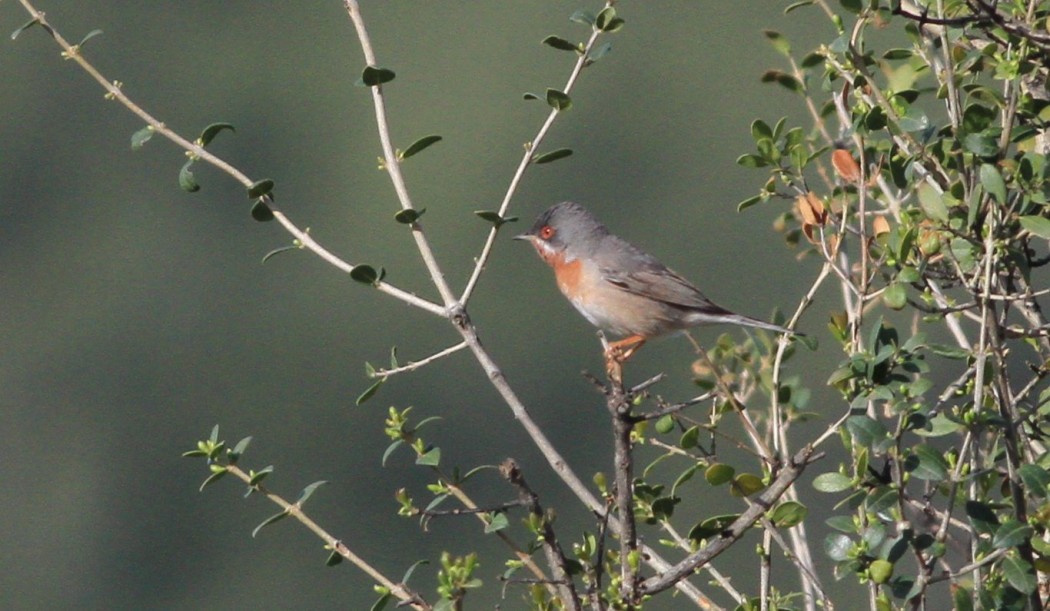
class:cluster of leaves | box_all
[728,0,1050,608]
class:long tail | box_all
[712,313,803,337]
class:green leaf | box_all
[965,500,1000,534]
[680,425,700,449]
[532,148,573,164]
[602,17,625,33]
[785,1,815,13]
[846,415,888,448]
[199,468,227,491]
[586,42,612,65]
[824,533,853,561]
[248,465,273,486]
[261,245,298,263]
[704,463,735,486]
[11,17,43,40]
[1020,215,1050,239]
[1002,553,1037,594]
[688,514,739,541]
[413,416,443,432]
[350,264,384,286]
[401,559,429,585]
[522,92,541,101]
[1019,464,1050,498]
[736,194,765,211]
[962,133,999,157]
[296,480,328,505]
[355,377,385,405]
[545,89,572,111]
[654,414,675,434]
[416,447,441,466]
[229,436,253,462]
[251,200,274,222]
[813,472,853,493]
[179,160,200,192]
[76,29,104,48]
[542,35,580,52]
[751,119,773,142]
[381,440,403,467]
[474,210,518,227]
[929,344,970,359]
[252,510,290,537]
[993,519,1033,550]
[736,154,768,168]
[247,179,275,198]
[917,183,949,223]
[131,126,154,150]
[883,282,907,310]
[569,10,596,26]
[400,135,442,160]
[394,208,425,224]
[760,70,803,94]
[763,30,791,57]
[869,559,893,584]
[770,500,807,527]
[359,66,396,87]
[671,463,701,497]
[484,512,509,533]
[883,48,914,60]
[905,444,950,481]
[325,550,343,567]
[198,122,235,147]
[731,473,765,497]
[979,163,1007,204]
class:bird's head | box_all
[514,201,609,264]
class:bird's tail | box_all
[714,313,803,337]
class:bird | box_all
[515,201,800,364]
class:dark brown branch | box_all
[638,445,823,595]
[500,459,582,611]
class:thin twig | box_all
[459,8,610,305]
[373,342,468,378]
[225,464,431,610]
[14,0,446,318]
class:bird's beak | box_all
[512,233,532,241]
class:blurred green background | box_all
[1,2,836,609]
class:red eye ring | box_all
[539,225,555,240]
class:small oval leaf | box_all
[350,264,381,286]
[131,126,154,150]
[770,500,808,528]
[545,89,572,111]
[705,463,735,486]
[400,135,442,160]
[542,35,580,52]
[394,208,425,224]
[359,66,396,87]
[251,200,274,222]
[1020,215,1050,240]
[813,472,853,493]
[179,160,200,192]
[199,122,235,147]
[532,148,573,164]
[247,179,275,199]
[355,377,385,405]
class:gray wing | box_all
[597,237,731,314]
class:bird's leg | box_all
[606,335,647,363]
[600,335,646,385]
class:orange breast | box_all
[550,252,585,301]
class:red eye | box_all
[539,225,555,240]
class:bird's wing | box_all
[598,240,732,315]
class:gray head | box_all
[514,201,610,260]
